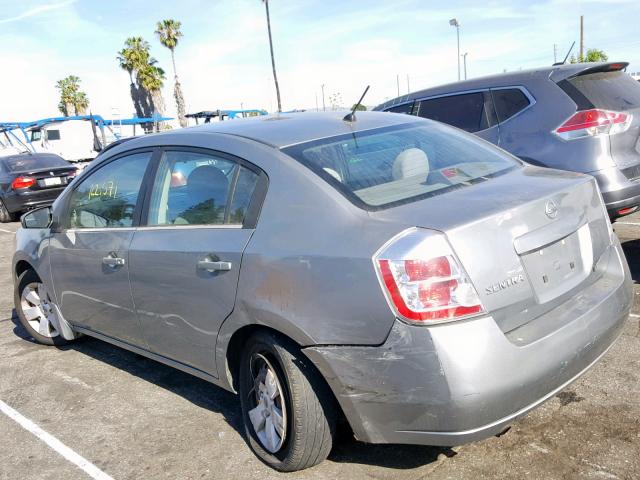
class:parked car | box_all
[375,62,640,218]
[12,112,631,471]
[0,153,77,222]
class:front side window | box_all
[67,152,151,228]
[416,92,497,133]
[31,130,42,142]
[147,150,259,226]
[283,122,519,209]
[492,88,531,123]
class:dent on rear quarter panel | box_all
[216,146,405,351]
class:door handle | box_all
[102,255,125,267]
[197,259,232,272]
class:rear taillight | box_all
[554,108,632,140]
[11,176,36,189]
[373,228,484,324]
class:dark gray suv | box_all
[375,62,640,218]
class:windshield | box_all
[3,155,70,173]
[283,122,519,209]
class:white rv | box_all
[29,119,103,162]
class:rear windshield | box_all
[283,122,519,210]
[568,71,640,111]
[2,155,69,173]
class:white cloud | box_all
[0,0,76,25]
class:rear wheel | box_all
[0,200,15,223]
[14,269,71,346]
[239,331,337,472]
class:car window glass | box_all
[284,122,518,208]
[147,150,257,226]
[416,92,496,132]
[568,71,640,111]
[46,130,61,141]
[492,88,530,123]
[67,152,151,229]
[4,155,70,172]
[386,103,414,115]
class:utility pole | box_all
[321,84,326,112]
[315,93,318,112]
[553,43,558,63]
[406,74,410,94]
[579,15,584,62]
[396,74,400,97]
[461,53,468,80]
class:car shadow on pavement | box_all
[10,311,452,470]
[621,239,640,282]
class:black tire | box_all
[239,330,337,472]
[0,200,15,223]
[14,269,71,346]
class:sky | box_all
[1,0,639,123]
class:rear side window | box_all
[283,122,518,209]
[46,130,61,141]
[566,71,640,111]
[147,150,259,226]
[492,88,531,123]
[416,92,497,133]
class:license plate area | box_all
[520,223,593,304]
[40,177,62,187]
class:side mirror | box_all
[21,206,52,229]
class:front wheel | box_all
[239,331,337,472]
[14,269,71,346]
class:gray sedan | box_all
[12,112,632,471]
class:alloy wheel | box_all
[20,282,59,338]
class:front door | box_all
[129,149,261,374]
[49,151,153,346]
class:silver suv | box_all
[375,62,640,218]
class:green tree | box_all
[55,75,89,116]
[116,37,166,130]
[570,48,609,63]
[155,19,187,127]
[351,103,367,111]
[261,0,282,112]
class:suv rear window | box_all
[416,92,497,133]
[283,122,518,209]
[566,71,640,111]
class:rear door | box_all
[49,150,154,345]
[415,91,500,144]
[129,148,265,374]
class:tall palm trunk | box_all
[264,0,282,112]
[170,49,188,128]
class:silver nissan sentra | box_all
[12,111,632,471]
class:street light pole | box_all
[461,52,468,80]
[321,84,326,112]
[449,18,460,81]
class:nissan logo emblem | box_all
[545,200,558,219]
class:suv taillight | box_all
[554,108,632,140]
[373,228,484,324]
[11,176,36,189]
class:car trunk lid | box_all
[371,166,612,333]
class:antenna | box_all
[343,85,370,123]
[553,41,575,66]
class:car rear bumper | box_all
[304,240,632,446]
[589,167,640,217]
[2,187,66,214]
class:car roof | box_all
[375,61,629,110]
[152,111,417,149]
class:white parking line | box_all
[0,228,15,234]
[615,221,640,226]
[630,313,640,318]
[0,399,114,480]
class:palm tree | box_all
[138,62,166,130]
[155,19,187,127]
[117,47,144,119]
[261,0,282,112]
[55,75,89,116]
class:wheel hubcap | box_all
[20,282,59,338]
[247,353,287,453]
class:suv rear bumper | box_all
[304,241,631,446]
[589,168,640,217]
